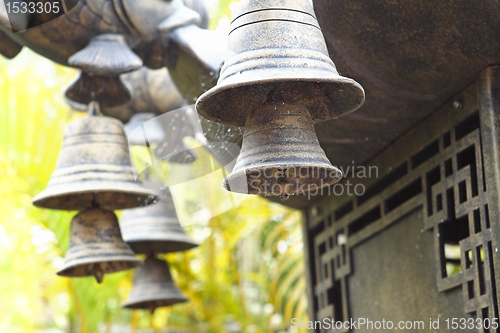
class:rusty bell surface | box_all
[196,0,365,198]
[57,209,142,283]
[122,256,187,312]
[32,115,157,211]
[120,190,198,254]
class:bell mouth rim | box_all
[32,182,158,211]
[196,76,365,127]
[222,163,342,195]
[56,257,143,278]
[126,239,199,254]
[121,296,188,309]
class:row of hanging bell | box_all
[103,67,185,123]
[54,114,196,310]
[111,53,200,309]
[33,102,158,283]
[60,78,194,307]
[119,182,197,309]
[57,205,189,306]
[196,0,365,199]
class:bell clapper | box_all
[93,264,104,284]
[87,100,101,117]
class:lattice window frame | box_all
[303,66,500,333]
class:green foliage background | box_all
[0,2,309,332]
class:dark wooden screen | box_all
[303,66,500,332]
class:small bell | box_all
[32,105,157,211]
[122,256,187,312]
[196,0,365,197]
[68,34,143,76]
[124,112,166,146]
[57,209,142,283]
[65,71,133,109]
[120,189,197,254]
[152,108,198,164]
[65,34,143,108]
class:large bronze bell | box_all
[196,0,365,198]
[57,208,142,283]
[120,189,197,254]
[32,109,157,211]
[122,256,187,313]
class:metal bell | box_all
[102,67,185,123]
[57,209,142,283]
[196,0,365,197]
[32,112,157,211]
[124,111,196,165]
[122,256,187,313]
[223,102,342,199]
[120,189,197,254]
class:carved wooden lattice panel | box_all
[423,120,497,322]
[305,78,500,332]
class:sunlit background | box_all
[0,1,308,332]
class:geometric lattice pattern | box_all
[312,218,350,332]
[308,110,499,332]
